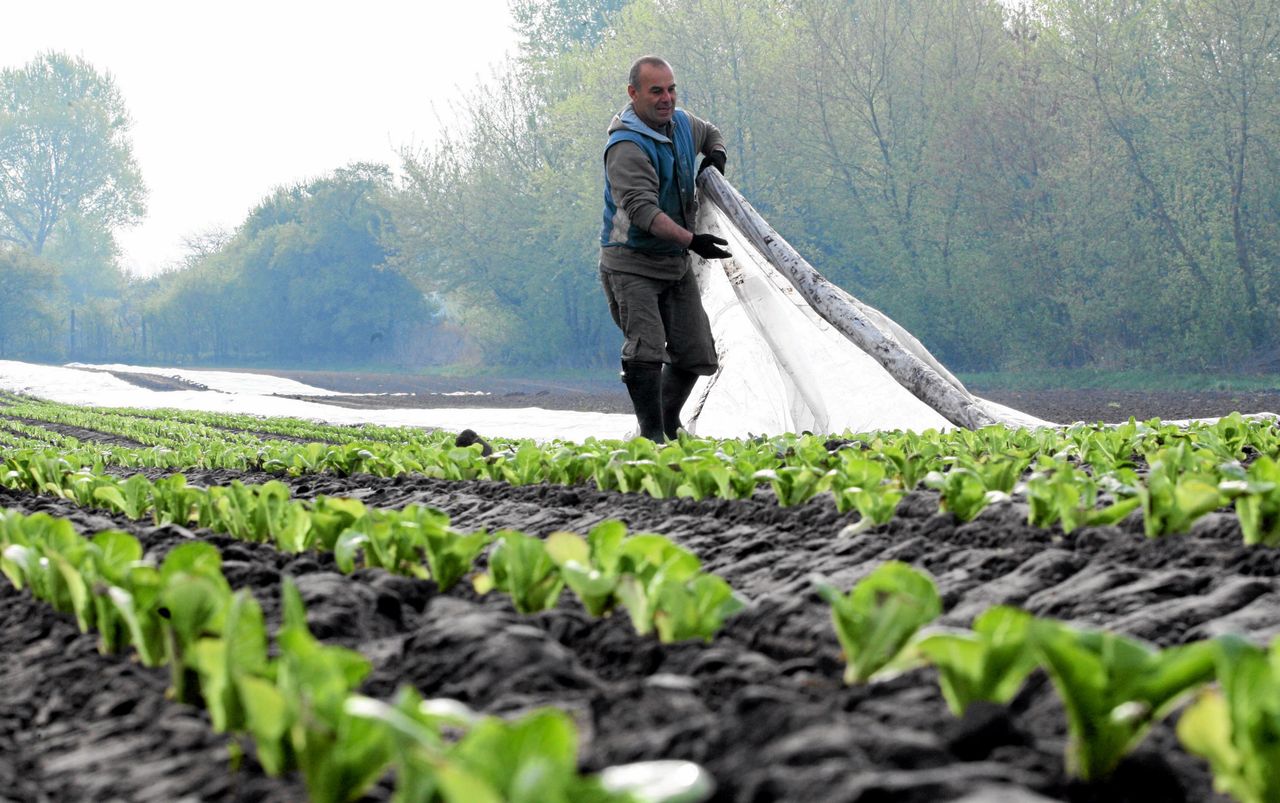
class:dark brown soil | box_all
[4,449,1274,801]
[973,388,1280,425]
[98,369,215,393]
[212,368,1280,423]
[258,369,637,415]
[3,383,1277,801]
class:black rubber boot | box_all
[661,364,700,441]
[621,360,666,442]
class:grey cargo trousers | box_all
[600,266,718,375]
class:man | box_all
[600,55,731,442]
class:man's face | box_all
[627,63,677,129]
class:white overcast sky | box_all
[1,1,519,276]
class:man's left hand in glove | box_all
[698,150,727,177]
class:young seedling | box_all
[1178,636,1280,803]
[1221,456,1280,546]
[1034,620,1216,781]
[473,530,565,613]
[924,467,993,522]
[913,605,1038,716]
[345,688,640,803]
[276,578,389,803]
[814,561,942,684]
[1139,444,1224,537]
[544,521,626,617]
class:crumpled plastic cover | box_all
[684,203,1051,437]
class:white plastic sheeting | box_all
[0,361,635,442]
[63,362,352,396]
[683,200,1051,437]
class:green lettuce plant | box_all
[832,455,903,533]
[307,496,368,552]
[159,541,234,703]
[346,688,638,803]
[277,578,390,803]
[1139,443,1224,537]
[653,572,745,643]
[923,467,993,522]
[496,441,547,486]
[409,505,490,591]
[474,531,565,613]
[544,522,626,617]
[612,534,702,639]
[1178,636,1280,803]
[189,589,270,736]
[754,466,831,507]
[1034,620,1216,780]
[913,606,1037,716]
[814,562,942,684]
[547,524,745,642]
[1026,463,1141,533]
[675,455,736,501]
[1220,456,1280,546]
[93,472,154,519]
[151,473,200,525]
[82,530,150,655]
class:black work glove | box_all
[689,233,731,260]
[697,150,727,177]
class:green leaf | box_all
[236,674,293,776]
[107,585,164,666]
[545,531,590,567]
[90,530,143,577]
[1177,637,1280,803]
[914,606,1036,716]
[450,709,578,803]
[546,529,623,618]
[615,574,655,637]
[653,573,746,643]
[335,530,370,573]
[482,531,564,614]
[814,562,942,684]
[1034,621,1215,780]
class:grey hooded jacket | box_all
[599,103,725,280]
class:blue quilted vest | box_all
[600,107,696,257]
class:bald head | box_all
[626,56,677,129]
[628,55,672,90]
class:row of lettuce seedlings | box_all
[1,506,728,802]
[6,480,1276,801]
[4,408,1280,542]
[820,561,1280,802]
[3,437,1278,800]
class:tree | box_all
[0,51,145,255]
[510,0,632,64]
[141,164,436,366]
[0,246,60,358]
[1159,0,1280,348]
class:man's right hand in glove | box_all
[689,233,731,260]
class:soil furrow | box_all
[0,471,1261,801]
[0,579,302,802]
[0,415,148,449]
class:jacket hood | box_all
[607,103,677,142]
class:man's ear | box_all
[627,84,638,102]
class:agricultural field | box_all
[3,389,1280,802]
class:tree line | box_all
[3,0,1278,374]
